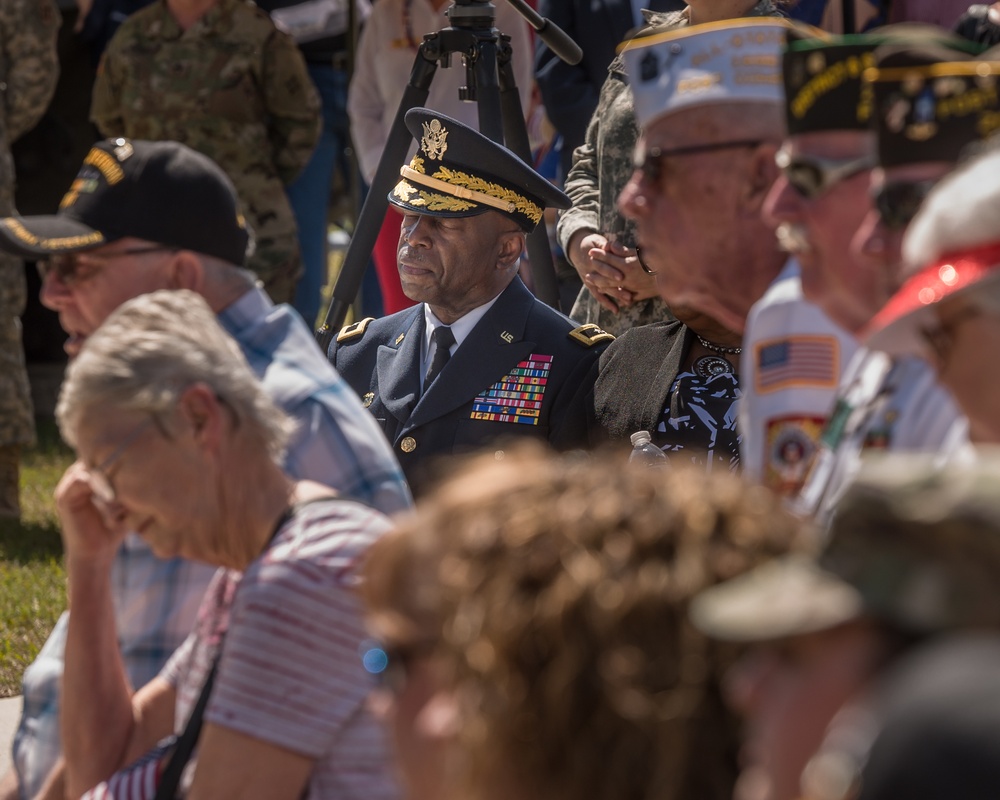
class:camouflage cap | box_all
[390,108,570,233]
[0,139,250,264]
[691,451,1000,641]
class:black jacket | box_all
[594,319,692,440]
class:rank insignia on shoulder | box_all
[569,323,615,347]
[336,317,375,343]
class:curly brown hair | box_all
[364,443,807,800]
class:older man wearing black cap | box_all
[0,139,410,800]
[329,108,612,493]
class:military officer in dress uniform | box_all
[329,108,613,493]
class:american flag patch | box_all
[471,354,552,425]
[755,336,838,393]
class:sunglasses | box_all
[634,139,765,185]
[38,246,176,287]
[776,147,875,199]
[872,180,938,231]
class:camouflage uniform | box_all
[91,0,321,303]
[0,0,59,516]
[556,1,780,335]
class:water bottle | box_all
[629,430,668,468]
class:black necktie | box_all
[424,325,455,390]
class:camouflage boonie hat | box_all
[691,451,1000,641]
[390,108,570,233]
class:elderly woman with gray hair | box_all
[40,289,397,800]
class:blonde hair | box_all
[364,443,806,800]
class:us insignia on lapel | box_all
[470,354,553,425]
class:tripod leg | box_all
[317,49,440,350]
[496,50,560,309]
[472,39,504,142]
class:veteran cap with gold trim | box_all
[0,139,250,264]
[782,29,880,135]
[869,39,995,168]
[390,109,570,233]
[621,18,794,130]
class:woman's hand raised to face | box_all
[54,461,130,566]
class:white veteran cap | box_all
[622,18,793,129]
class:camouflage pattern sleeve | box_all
[90,43,127,137]
[1,0,60,143]
[260,28,321,186]
[555,101,601,256]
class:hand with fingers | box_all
[54,461,129,567]
[568,231,658,313]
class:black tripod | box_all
[316,0,581,352]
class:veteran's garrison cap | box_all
[781,29,881,134]
[869,37,995,168]
[389,108,570,233]
[621,18,794,129]
[0,139,250,265]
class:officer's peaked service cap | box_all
[389,108,569,233]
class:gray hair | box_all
[902,148,1000,277]
[56,289,295,462]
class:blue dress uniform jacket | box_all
[330,278,610,492]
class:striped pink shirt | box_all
[162,499,399,800]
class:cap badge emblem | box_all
[113,139,134,161]
[421,119,449,161]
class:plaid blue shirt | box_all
[12,287,412,797]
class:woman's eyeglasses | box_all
[88,417,156,505]
[361,640,434,694]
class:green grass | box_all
[0,420,71,697]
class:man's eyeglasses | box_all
[872,180,937,231]
[635,139,765,185]
[88,417,156,505]
[776,147,875,199]
[38,246,176,287]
